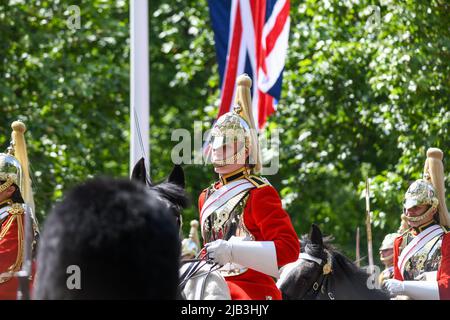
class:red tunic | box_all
[393,231,450,300]
[199,182,300,300]
[0,213,22,300]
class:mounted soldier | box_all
[384,148,450,300]
[0,121,39,299]
[199,74,300,300]
[378,233,398,287]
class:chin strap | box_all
[403,281,440,300]
[229,238,279,278]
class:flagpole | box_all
[130,0,150,176]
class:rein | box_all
[179,249,220,292]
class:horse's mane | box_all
[300,233,362,273]
[151,181,190,210]
[130,158,190,212]
[300,234,336,260]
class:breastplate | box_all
[379,266,394,283]
[203,189,254,243]
[202,188,255,277]
[403,233,443,281]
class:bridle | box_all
[298,250,335,300]
[178,248,221,299]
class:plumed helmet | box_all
[403,179,438,210]
[209,74,261,173]
[379,233,399,251]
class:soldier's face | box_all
[380,248,394,266]
[0,184,15,203]
[380,248,393,259]
[405,204,429,217]
[212,141,242,163]
[380,248,393,257]
[405,204,435,228]
[212,138,246,161]
[212,140,248,175]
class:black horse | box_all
[131,157,189,230]
[279,224,389,300]
[132,158,206,300]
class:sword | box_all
[355,227,361,268]
[365,178,374,269]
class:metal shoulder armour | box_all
[399,229,412,252]
[205,183,218,199]
[245,175,270,188]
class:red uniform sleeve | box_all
[198,189,208,248]
[246,185,300,268]
[393,236,404,281]
[437,233,450,300]
[198,189,207,213]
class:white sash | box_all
[0,206,10,221]
[398,224,444,276]
[200,179,254,238]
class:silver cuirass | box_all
[202,187,255,277]
[402,232,443,281]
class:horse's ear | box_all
[310,224,323,247]
[168,164,185,188]
[131,157,148,185]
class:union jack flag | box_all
[208,0,291,129]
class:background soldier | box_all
[181,220,201,259]
[378,233,398,287]
[0,121,38,299]
[384,148,450,300]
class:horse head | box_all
[131,157,189,230]
[279,224,389,300]
[279,224,332,299]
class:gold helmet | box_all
[0,153,22,194]
[403,179,438,211]
[209,74,262,173]
[379,233,398,263]
[379,233,399,251]
[402,148,450,227]
[0,121,34,212]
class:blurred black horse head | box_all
[279,224,389,300]
[131,157,189,230]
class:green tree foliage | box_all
[150,0,450,264]
[1,0,449,266]
[278,0,450,258]
[0,0,130,221]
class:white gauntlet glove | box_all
[205,239,232,265]
[383,279,405,297]
[384,279,440,300]
[205,238,279,278]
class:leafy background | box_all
[1,0,449,266]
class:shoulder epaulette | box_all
[205,183,218,199]
[7,203,24,216]
[246,175,270,188]
[440,225,450,234]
